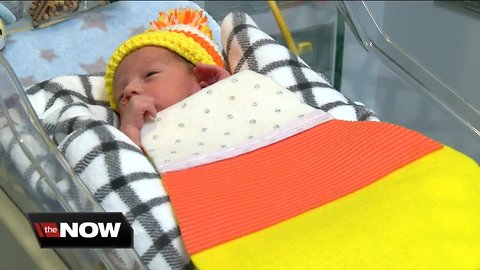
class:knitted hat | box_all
[104,8,225,111]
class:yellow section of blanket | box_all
[191,146,480,269]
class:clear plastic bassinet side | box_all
[337,1,480,162]
[0,53,146,269]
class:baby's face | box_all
[113,46,201,115]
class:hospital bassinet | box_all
[1,1,479,269]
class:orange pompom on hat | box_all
[104,8,224,111]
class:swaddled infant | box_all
[104,8,230,147]
[104,8,335,172]
[110,45,230,147]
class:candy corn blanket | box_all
[151,11,480,269]
[161,117,480,269]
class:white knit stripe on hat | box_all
[161,24,222,59]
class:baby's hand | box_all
[194,63,231,88]
[119,95,156,147]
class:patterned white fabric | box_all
[141,70,332,173]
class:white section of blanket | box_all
[141,70,333,173]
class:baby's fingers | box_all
[123,95,157,124]
[144,105,157,120]
[134,98,156,121]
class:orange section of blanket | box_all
[162,120,442,254]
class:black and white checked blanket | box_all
[14,11,378,270]
[24,75,193,270]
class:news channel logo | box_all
[28,212,133,248]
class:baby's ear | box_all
[193,63,230,88]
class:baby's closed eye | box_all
[145,71,159,78]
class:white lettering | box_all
[60,223,78,237]
[59,222,121,238]
[79,222,98,238]
[98,222,121,237]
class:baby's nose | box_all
[125,81,144,96]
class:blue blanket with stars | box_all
[3,1,220,89]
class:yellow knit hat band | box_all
[104,9,224,111]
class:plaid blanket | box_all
[222,12,379,122]
[25,75,191,269]
[20,11,379,270]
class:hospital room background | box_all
[1,1,479,269]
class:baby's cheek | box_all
[189,78,203,93]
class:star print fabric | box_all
[3,1,219,89]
